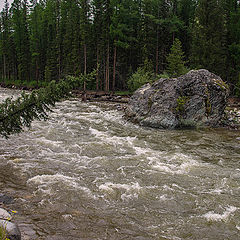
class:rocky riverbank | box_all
[222,97,240,129]
[0,80,240,129]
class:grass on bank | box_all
[0,225,10,240]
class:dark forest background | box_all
[1,0,240,95]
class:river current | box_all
[0,87,240,240]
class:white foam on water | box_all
[89,127,136,147]
[99,182,142,201]
[151,159,201,175]
[99,109,123,122]
[27,174,97,199]
[149,152,204,175]
[134,146,153,156]
[35,137,64,149]
[158,194,174,201]
[99,182,141,191]
[203,206,238,222]
[236,225,240,231]
[208,178,228,195]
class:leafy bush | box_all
[127,67,156,92]
[158,72,170,79]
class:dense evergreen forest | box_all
[0,0,240,95]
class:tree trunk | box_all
[56,0,61,82]
[36,59,39,86]
[155,46,159,75]
[105,42,110,92]
[84,43,87,91]
[156,6,160,75]
[96,47,99,91]
[3,54,6,82]
[112,45,117,92]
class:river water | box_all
[0,87,240,240]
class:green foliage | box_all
[0,0,240,95]
[176,96,189,113]
[236,74,240,96]
[115,91,132,96]
[127,66,156,92]
[190,0,227,78]
[158,72,170,79]
[0,71,96,138]
[166,38,188,77]
[69,69,97,90]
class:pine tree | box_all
[226,0,240,94]
[191,0,227,78]
[110,0,136,91]
[80,0,91,91]
[0,0,11,81]
[166,38,187,77]
[12,0,31,82]
[92,0,105,91]
[61,0,81,77]
[29,0,43,84]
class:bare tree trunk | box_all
[105,42,110,92]
[96,47,99,91]
[112,45,117,92]
[84,43,87,91]
[155,47,159,75]
[56,0,61,82]
[107,43,110,92]
[3,54,6,82]
[156,6,160,76]
[36,59,39,86]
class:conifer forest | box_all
[0,0,240,95]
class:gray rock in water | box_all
[0,194,14,205]
[0,208,21,240]
[125,69,229,129]
[0,220,21,240]
[0,208,11,220]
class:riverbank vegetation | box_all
[0,0,240,95]
[0,74,95,138]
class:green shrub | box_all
[127,67,155,92]
[158,72,170,79]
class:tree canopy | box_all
[0,0,240,94]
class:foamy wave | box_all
[35,137,64,150]
[99,182,142,201]
[27,174,96,199]
[151,158,201,175]
[89,127,136,147]
[203,206,237,222]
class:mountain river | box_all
[0,87,240,240]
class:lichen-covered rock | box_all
[124,69,229,129]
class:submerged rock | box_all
[0,194,14,205]
[125,69,229,129]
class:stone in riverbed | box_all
[124,69,229,129]
[0,208,21,240]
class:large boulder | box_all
[125,69,229,129]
